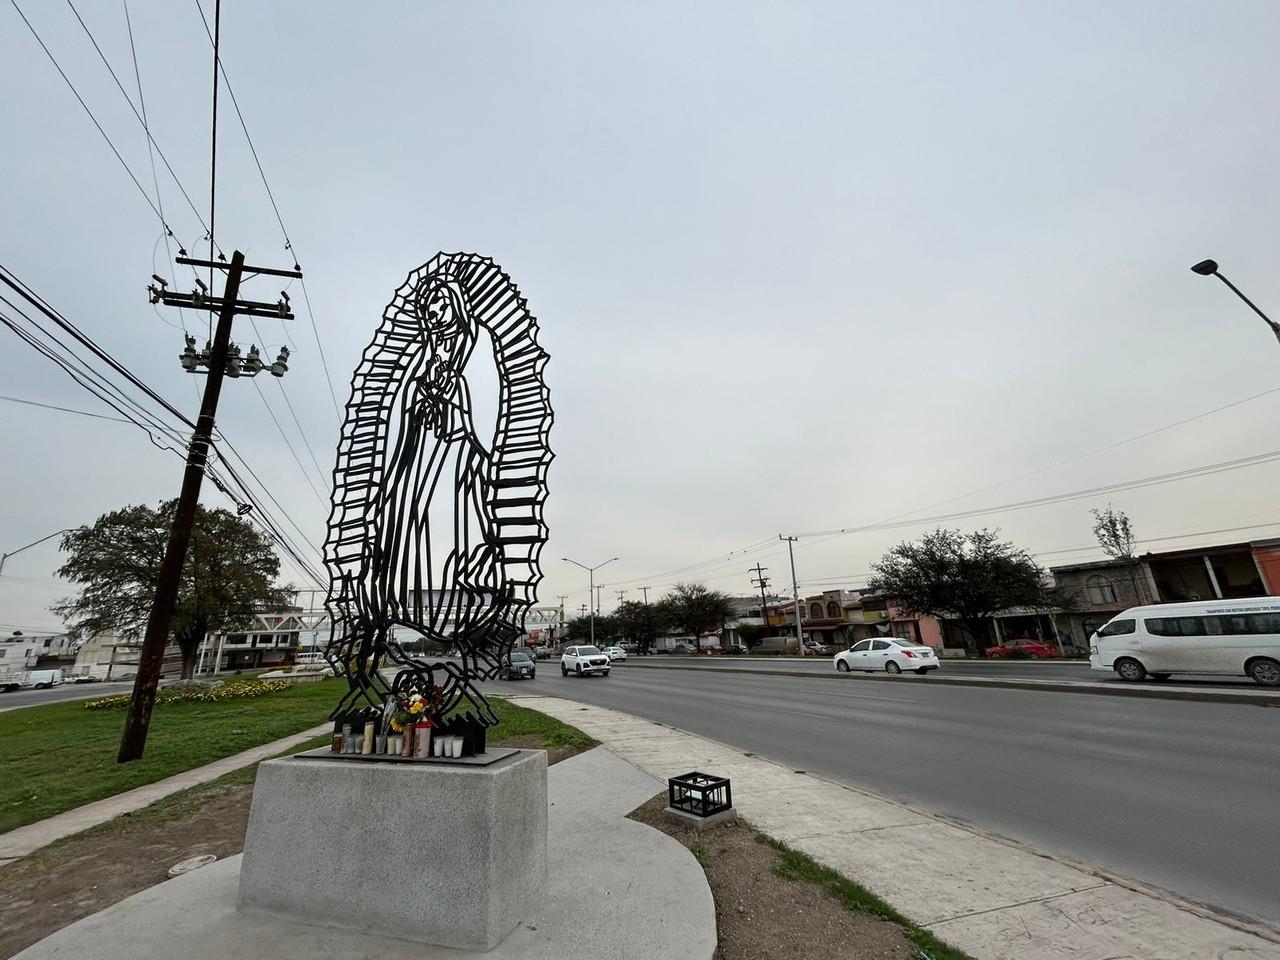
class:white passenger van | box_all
[1089,597,1280,686]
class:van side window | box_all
[1146,616,1203,640]
[1097,619,1135,637]
[1249,613,1280,634]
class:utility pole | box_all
[779,535,803,655]
[118,250,299,763]
[748,564,771,625]
[594,584,604,616]
[615,589,628,606]
[640,585,651,604]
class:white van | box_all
[1089,598,1280,686]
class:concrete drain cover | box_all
[168,854,217,877]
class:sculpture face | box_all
[323,254,553,733]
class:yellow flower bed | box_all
[84,678,295,711]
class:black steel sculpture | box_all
[323,253,552,742]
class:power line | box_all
[9,0,166,228]
[191,0,342,417]
[0,393,135,425]
[60,0,215,247]
[793,447,1280,540]
[249,378,327,509]
[883,384,1280,525]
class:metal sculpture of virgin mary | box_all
[323,253,552,736]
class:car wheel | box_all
[916,667,929,675]
[836,660,850,672]
[1114,657,1147,682]
[561,664,568,677]
[602,670,610,677]
[885,661,902,675]
[1246,657,1280,687]
[531,671,536,679]
[1027,653,1041,660]
[576,665,583,677]
[1148,672,1171,681]
[37,682,52,690]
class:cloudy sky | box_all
[3,1,1280,633]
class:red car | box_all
[984,638,1061,659]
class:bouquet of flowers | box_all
[389,688,443,732]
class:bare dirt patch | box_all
[630,794,916,960]
[0,740,584,959]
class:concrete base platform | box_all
[14,748,717,960]
[663,805,738,831]
[239,748,547,950]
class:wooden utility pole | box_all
[118,252,245,762]
[749,563,771,625]
[118,250,299,763]
[780,535,804,654]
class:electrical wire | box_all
[58,0,216,252]
[192,0,343,416]
[0,393,136,425]
[9,0,167,228]
[249,378,327,508]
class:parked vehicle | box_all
[804,640,834,656]
[835,638,939,675]
[561,645,611,677]
[724,643,747,655]
[668,641,696,654]
[499,649,537,680]
[695,645,723,655]
[70,674,101,684]
[1090,598,1280,686]
[754,635,800,655]
[985,638,1060,659]
[1,668,65,691]
[602,645,627,662]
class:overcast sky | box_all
[3,1,1280,633]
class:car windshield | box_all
[510,651,532,661]
[579,646,602,656]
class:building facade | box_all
[1051,539,1280,649]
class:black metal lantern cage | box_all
[668,772,732,818]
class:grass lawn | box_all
[1,677,342,834]
[1,686,593,835]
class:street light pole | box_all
[779,535,804,654]
[1191,260,1280,347]
[0,528,74,577]
[562,556,619,648]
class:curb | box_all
[618,661,1280,706]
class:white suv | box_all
[561,645,611,677]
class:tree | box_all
[564,613,614,645]
[656,582,735,645]
[52,501,293,679]
[612,601,667,653]
[866,528,1050,653]
[735,622,768,651]
[1090,504,1148,604]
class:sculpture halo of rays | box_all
[323,252,552,731]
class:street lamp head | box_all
[1191,259,1219,276]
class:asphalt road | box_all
[628,655,1264,687]
[500,664,1280,932]
[0,680,132,712]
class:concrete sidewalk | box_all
[15,748,716,960]
[0,723,329,864]
[513,695,1280,960]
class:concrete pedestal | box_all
[238,748,547,951]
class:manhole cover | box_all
[168,854,217,877]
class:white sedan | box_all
[834,638,939,675]
[604,645,627,662]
